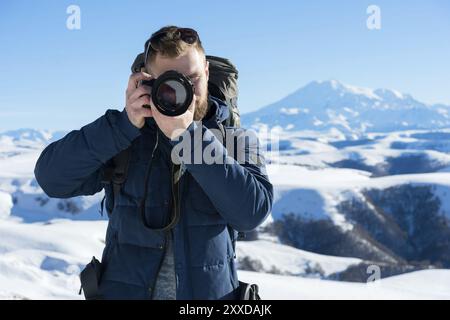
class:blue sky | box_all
[0,0,449,130]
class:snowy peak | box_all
[373,88,405,100]
[242,80,450,137]
[278,80,415,106]
[311,80,410,101]
[311,80,382,100]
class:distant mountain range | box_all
[242,80,450,138]
[3,80,449,142]
[0,128,67,146]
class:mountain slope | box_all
[242,80,450,138]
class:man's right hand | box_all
[125,72,154,129]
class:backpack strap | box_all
[100,147,132,216]
[111,148,132,202]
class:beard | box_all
[193,91,209,121]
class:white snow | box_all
[236,240,361,277]
[1,214,449,300]
[0,191,13,219]
[343,83,382,100]
[239,269,450,300]
[0,218,107,300]
[280,108,300,115]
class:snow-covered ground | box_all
[0,218,106,300]
[239,269,450,300]
[1,217,449,300]
[2,126,450,299]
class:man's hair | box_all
[146,25,205,66]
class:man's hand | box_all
[125,72,154,129]
[151,95,196,140]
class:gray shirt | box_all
[152,233,176,300]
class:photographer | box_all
[34,25,273,300]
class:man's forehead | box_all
[149,48,204,77]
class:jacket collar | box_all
[207,95,230,125]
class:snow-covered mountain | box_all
[0,129,67,147]
[242,80,450,138]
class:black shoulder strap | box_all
[111,148,132,201]
[100,147,132,215]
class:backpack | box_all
[205,55,240,128]
[101,54,245,241]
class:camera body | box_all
[140,70,195,117]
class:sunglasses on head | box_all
[144,28,199,66]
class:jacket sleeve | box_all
[171,123,274,232]
[34,109,141,198]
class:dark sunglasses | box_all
[144,28,199,65]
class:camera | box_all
[140,70,195,117]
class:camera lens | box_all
[156,80,187,111]
[151,71,194,116]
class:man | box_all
[34,26,273,300]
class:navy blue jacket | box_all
[34,97,273,299]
